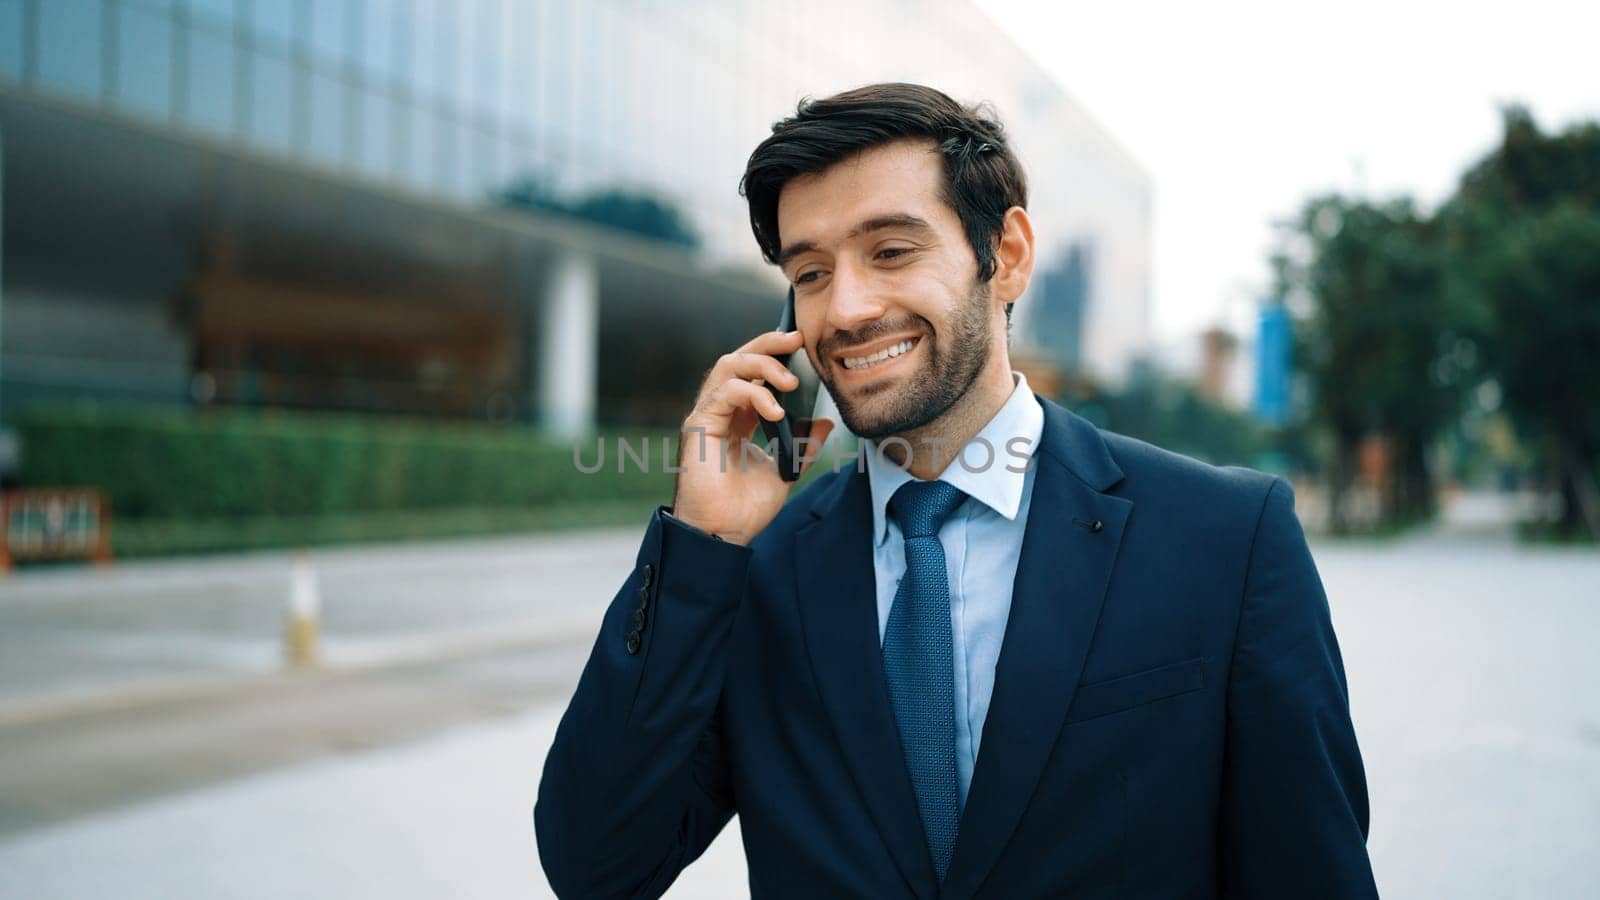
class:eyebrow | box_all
[777,214,935,267]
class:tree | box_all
[1062,361,1266,469]
[1291,195,1475,532]
[493,176,701,252]
[1442,108,1600,538]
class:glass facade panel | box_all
[116,4,176,118]
[185,0,237,29]
[403,100,437,192]
[490,131,519,197]
[306,65,346,167]
[411,0,457,105]
[434,112,466,200]
[0,0,24,81]
[183,26,236,137]
[38,0,105,101]
[247,46,295,152]
[356,0,403,84]
[355,85,400,181]
[465,124,496,198]
[308,0,348,66]
[248,0,297,49]
[460,0,498,117]
[499,0,534,129]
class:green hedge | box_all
[15,405,676,521]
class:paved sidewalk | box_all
[0,706,751,899]
[0,527,647,715]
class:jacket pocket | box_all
[1064,656,1206,724]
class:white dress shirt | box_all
[863,371,1045,811]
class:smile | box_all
[839,337,920,371]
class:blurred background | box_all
[0,1,1595,897]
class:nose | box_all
[823,260,889,334]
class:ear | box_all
[989,206,1036,306]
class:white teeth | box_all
[842,339,916,370]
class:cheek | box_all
[902,283,964,330]
[796,306,824,345]
[796,316,828,368]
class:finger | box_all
[728,401,762,444]
[692,378,785,435]
[736,329,805,357]
[707,351,800,392]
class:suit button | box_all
[637,584,650,610]
[625,632,642,655]
[631,608,647,632]
[639,563,653,588]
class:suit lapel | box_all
[795,468,939,898]
[941,400,1133,898]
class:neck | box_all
[880,351,1017,480]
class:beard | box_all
[818,278,993,442]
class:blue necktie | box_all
[883,479,966,882]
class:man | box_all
[535,83,1378,899]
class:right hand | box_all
[671,330,836,546]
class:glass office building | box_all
[0,0,1150,436]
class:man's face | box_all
[775,139,994,441]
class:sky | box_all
[973,0,1600,350]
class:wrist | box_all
[663,507,738,544]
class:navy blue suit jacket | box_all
[536,398,1378,898]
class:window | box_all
[116,4,176,118]
[434,112,467,199]
[411,0,457,106]
[38,0,104,101]
[246,46,295,152]
[357,0,404,86]
[186,0,238,29]
[403,100,438,192]
[183,26,236,136]
[459,0,499,116]
[355,85,400,181]
[0,0,24,81]
[308,0,349,66]
[307,66,346,167]
[501,0,535,130]
[248,0,297,50]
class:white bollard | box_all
[285,549,321,668]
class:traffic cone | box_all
[285,549,321,668]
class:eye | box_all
[876,247,915,261]
[795,269,826,285]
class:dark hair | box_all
[740,83,1028,285]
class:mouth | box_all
[835,336,922,374]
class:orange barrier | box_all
[0,488,114,573]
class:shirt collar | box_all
[865,371,1046,547]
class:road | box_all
[0,495,1597,898]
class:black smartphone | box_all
[759,287,822,481]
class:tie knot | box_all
[888,479,967,539]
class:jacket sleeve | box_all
[1218,478,1380,898]
[535,506,749,898]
